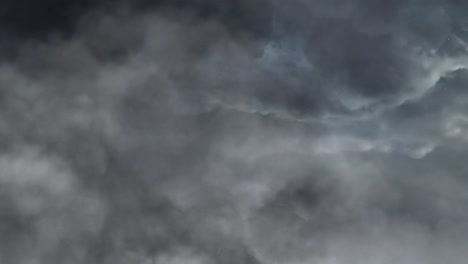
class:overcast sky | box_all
[1,1,468,263]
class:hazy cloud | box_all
[0,1,468,263]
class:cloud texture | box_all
[1,0,468,263]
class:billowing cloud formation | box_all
[1,1,468,263]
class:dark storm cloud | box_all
[1,0,468,263]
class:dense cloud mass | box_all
[1,0,468,263]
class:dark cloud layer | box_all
[1,1,468,263]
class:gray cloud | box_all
[1,1,468,263]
